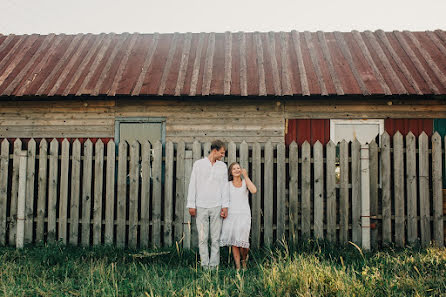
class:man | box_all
[186,140,229,269]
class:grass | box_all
[0,240,445,296]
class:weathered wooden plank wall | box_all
[0,133,444,249]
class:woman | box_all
[220,162,257,270]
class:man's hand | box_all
[220,207,228,219]
[189,208,196,217]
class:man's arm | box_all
[186,163,197,216]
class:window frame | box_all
[114,117,166,146]
[330,119,384,144]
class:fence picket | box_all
[47,139,58,243]
[174,142,185,244]
[183,150,193,249]
[93,140,104,246]
[164,141,174,247]
[240,141,249,172]
[394,132,405,247]
[70,140,81,246]
[351,139,361,245]
[406,132,417,245]
[339,140,349,243]
[25,139,36,244]
[251,142,262,248]
[432,132,444,247]
[203,142,211,157]
[152,141,163,248]
[277,142,286,241]
[36,139,47,242]
[369,140,378,249]
[0,139,9,246]
[116,141,128,248]
[264,142,273,246]
[301,141,311,239]
[288,141,299,244]
[419,132,431,247]
[140,141,151,248]
[104,140,116,245]
[381,132,391,244]
[191,141,201,249]
[326,141,336,243]
[82,140,93,246]
[228,141,236,165]
[313,141,324,240]
[9,139,22,245]
[128,140,140,249]
[59,139,70,244]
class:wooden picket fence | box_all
[0,131,444,249]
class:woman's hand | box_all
[241,168,248,177]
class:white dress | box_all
[219,180,251,248]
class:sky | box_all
[1,0,446,34]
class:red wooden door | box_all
[286,119,330,146]
[384,119,433,136]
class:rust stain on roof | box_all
[0,30,445,97]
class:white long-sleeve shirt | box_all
[186,158,230,209]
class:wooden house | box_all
[0,30,445,146]
[1,30,446,249]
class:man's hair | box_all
[211,139,225,151]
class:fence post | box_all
[360,144,370,251]
[16,150,27,249]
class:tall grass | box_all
[0,240,445,296]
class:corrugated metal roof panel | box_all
[0,30,445,97]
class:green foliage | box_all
[0,240,445,296]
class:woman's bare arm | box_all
[241,169,257,194]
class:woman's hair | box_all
[228,162,239,181]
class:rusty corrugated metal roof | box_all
[0,30,445,97]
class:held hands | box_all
[220,207,228,219]
[189,208,196,217]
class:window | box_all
[330,119,384,144]
[115,117,166,146]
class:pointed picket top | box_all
[419,131,428,143]
[28,138,36,148]
[154,140,162,147]
[393,130,403,139]
[352,137,361,146]
[50,138,58,147]
[1,138,9,147]
[39,138,47,148]
[369,139,377,148]
[406,131,415,141]
[289,140,297,148]
[13,138,22,149]
[107,139,115,147]
[326,140,335,148]
[95,138,104,146]
[130,139,141,150]
[340,139,347,146]
[73,138,81,147]
[432,131,441,142]
[62,138,69,144]
[84,138,93,147]
[1,138,9,156]
[302,140,310,147]
[313,140,322,152]
[381,131,390,142]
